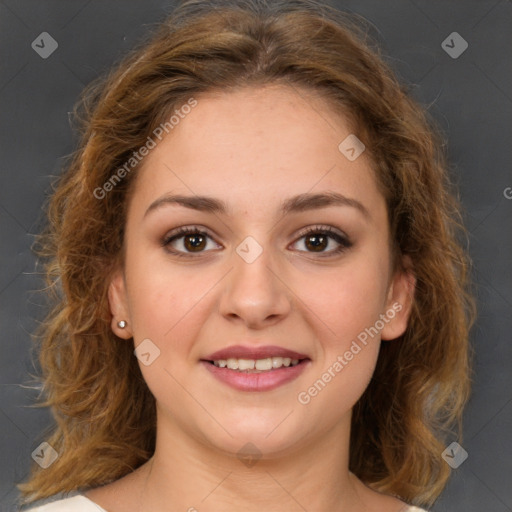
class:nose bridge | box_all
[218,234,291,326]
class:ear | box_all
[108,269,133,339]
[380,254,416,341]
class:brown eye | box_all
[162,226,220,257]
[304,233,329,252]
[292,226,352,256]
[183,233,207,252]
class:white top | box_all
[25,494,429,511]
[25,495,107,511]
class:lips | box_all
[201,344,311,392]
[203,345,309,362]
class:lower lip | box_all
[201,360,310,392]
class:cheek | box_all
[298,252,389,346]
[293,254,387,412]
[125,247,209,341]
[295,261,386,421]
[125,255,214,411]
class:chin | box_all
[202,414,309,459]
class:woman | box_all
[19,0,475,510]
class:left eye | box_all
[291,227,352,255]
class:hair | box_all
[18,0,476,508]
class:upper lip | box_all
[203,345,310,361]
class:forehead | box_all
[130,85,384,219]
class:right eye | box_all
[162,226,222,257]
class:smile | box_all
[211,357,302,371]
[201,358,310,391]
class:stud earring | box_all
[117,320,127,329]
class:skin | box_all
[86,84,415,512]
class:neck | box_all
[137,410,365,512]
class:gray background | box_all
[1,1,511,511]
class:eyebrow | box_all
[144,191,370,220]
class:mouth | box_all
[200,345,311,391]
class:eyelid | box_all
[294,224,349,241]
[162,225,216,243]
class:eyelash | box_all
[162,225,353,258]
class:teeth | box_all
[226,358,239,370]
[272,357,282,369]
[213,357,302,371]
[238,359,255,370]
[255,358,272,370]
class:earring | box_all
[117,320,127,329]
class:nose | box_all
[217,240,292,330]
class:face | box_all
[108,85,414,458]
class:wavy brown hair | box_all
[18,0,475,508]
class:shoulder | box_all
[404,507,429,512]
[24,494,107,512]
